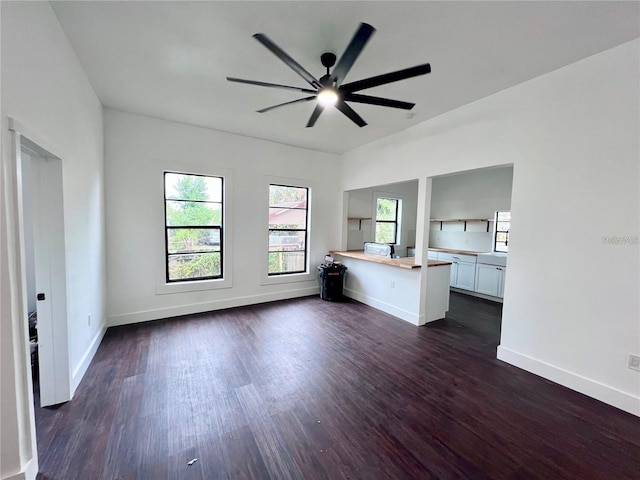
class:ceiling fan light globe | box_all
[317,89,338,107]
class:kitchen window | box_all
[375,197,399,244]
[164,172,223,282]
[494,211,511,253]
[268,184,309,275]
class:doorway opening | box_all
[17,135,71,408]
[425,165,514,341]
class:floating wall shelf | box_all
[430,218,494,232]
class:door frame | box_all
[9,117,72,407]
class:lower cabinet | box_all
[434,251,507,298]
[437,252,477,291]
[455,262,476,291]
[475,264,506,298]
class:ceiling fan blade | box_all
[306,104,324,128]
[227,77,317,94]
[342,63,431,92]
[335,100,367,127]
[344,93,415,110]
[257,96,316,114]
[253,33,322,89]
[331,23,375,87]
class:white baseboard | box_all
[497,345,640,417]
[107,287,319,327]
[70,325,107,396]
[451,287,503,303]
[4,456,38,480]
[343,288,420,326]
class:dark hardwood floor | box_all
[34,292,640,479]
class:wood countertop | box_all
[331,251,452,270]
[427,260,454,268]
[427,247,482,256]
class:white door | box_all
[22,144,70,407]
[455,262,476,291]
[475,264,501,296]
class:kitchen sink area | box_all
[476,252,507,267]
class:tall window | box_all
[375,197,399,244]
[494,211,511,253]
[268,184,308,275]
[164,172,223,282]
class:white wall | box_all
[339,40,640,415]
[340,257,422,325]
[346,180,418,254]
[429,166,513,252]
[104,109,341,325]
[1,2,106,478]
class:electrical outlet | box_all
[464,239,469,244]
[390,280,395,289]
[629,354,640,372]
[88,313,91,326]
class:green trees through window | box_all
[164,172,223,282]
[375,197,399,244]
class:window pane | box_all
[375,222,396,244]
[165,173,222,202]
[166,201,222,226]
[269,207,306,229]
[269,185,307,207]
[496,221,510,232]
[168,252,221,281]
[167,228,220,254]
[268,231,305,251]
[495,243,508,253]
[497,211,511,222]
[268,251,305,274]
[496,232,508,242]
[376,198,397,221]
[268,184,308,277]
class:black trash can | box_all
[317,264,348,301]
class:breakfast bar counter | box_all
[330,250,452,269]
[329,250,452,325]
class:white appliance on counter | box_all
[363,242,395,257]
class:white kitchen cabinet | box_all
[436,252,477,291]
[475,264,507,298]
[427,250,438,260]
[456,262,476,291]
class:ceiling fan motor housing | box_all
[321,52,337,69]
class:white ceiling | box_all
[51,1,639,154]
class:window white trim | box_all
[261,175,315,286]
[155,164,233,295]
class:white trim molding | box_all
[343,287,421,326]
[497,345,640,417]
[108,286,319,327]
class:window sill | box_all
[155,277,232,295]
[261,271,315,286]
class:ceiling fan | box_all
[227,23,431,128]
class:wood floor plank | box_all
[34,293,640,479]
